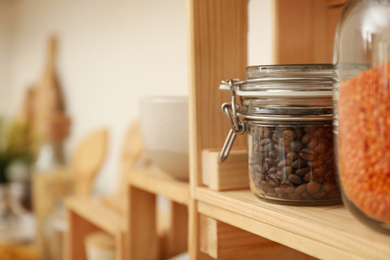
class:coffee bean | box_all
[280,181,295,193]
[260,127,271,138]
[279,137,291,148]
[294,127,304,140]
[313,190,327,200]
[271,157,280,165]
[278,159,289,168]
[269,150,278,159]
[249,125,339,203]
[314,139,328,154]
[308,137,319,149]
[307,159,324,168]
[325,156,334,166]
[307,181,320,194]
[314,128,326,138]
[268,166,277,175]
[301,134,311,144]
[300,148,316,161]
[276,170,285,180]
[283,129,296,142]
[289,174,302,185]
[272,132,278,142]
[264,162,270,171]
[292,158,307,169]
[325,170,336,183]
[274,144,284,153]
[265,157,272,165]
[260,180,275,193]
[282,166,292,175]
[260,138,272,146]
[303,173,311,182]
[260,143,273,152]
[295,183,307,194]
[312,165,327,180]
[266,174,279,187]
[295,167,310,176]
[323,182,337,192]
[274,187,284,194]
[250,125,259,136]
[286,151,299,161]
[259,152,267,162]
[291,141,303,152]
[289,193,303,200]
[318,149,333,161]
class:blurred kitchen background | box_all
[0,0,272,196]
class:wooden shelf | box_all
[128,166,190,206]
[125,166,190,260]
[196,188,390,260]
[66,197,124,236]
[66,197,126,260]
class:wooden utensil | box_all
[71,129,108,197]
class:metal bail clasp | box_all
[218,79,245,163]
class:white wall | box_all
[0,0,273,195]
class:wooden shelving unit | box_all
[66,0,390,259]
[66,166,189,260]
[186,0,390,259]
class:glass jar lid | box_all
[220,64,335,98]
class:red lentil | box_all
[338,62,390,222]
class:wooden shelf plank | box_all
[196,188,390,260]
[128,166,190,205]
[199,215,314,259]
[202,148,248,191]
[66,197,123,236]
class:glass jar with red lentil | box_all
[334,0,390,234]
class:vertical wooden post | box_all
[126,186,158,260]
[165,202,188,258]
[274,0,330,63]
[67,211,100,260]
[187,0,249,258]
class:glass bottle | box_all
[334,0,390,233]
[34,116,71,260]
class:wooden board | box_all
[188,0,248,192]
[128,166,190,205]
[201,148,248,190]
[327,0,347,7]
[274,0,330,64]
[187,1,249,258]
[66,198,125,260]
[327,4,345,60]
[196,188,390,260]
[126,186,158,260]
[199,215,314,259]
[66,197,124,236]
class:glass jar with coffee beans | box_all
[219,64,341,205]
